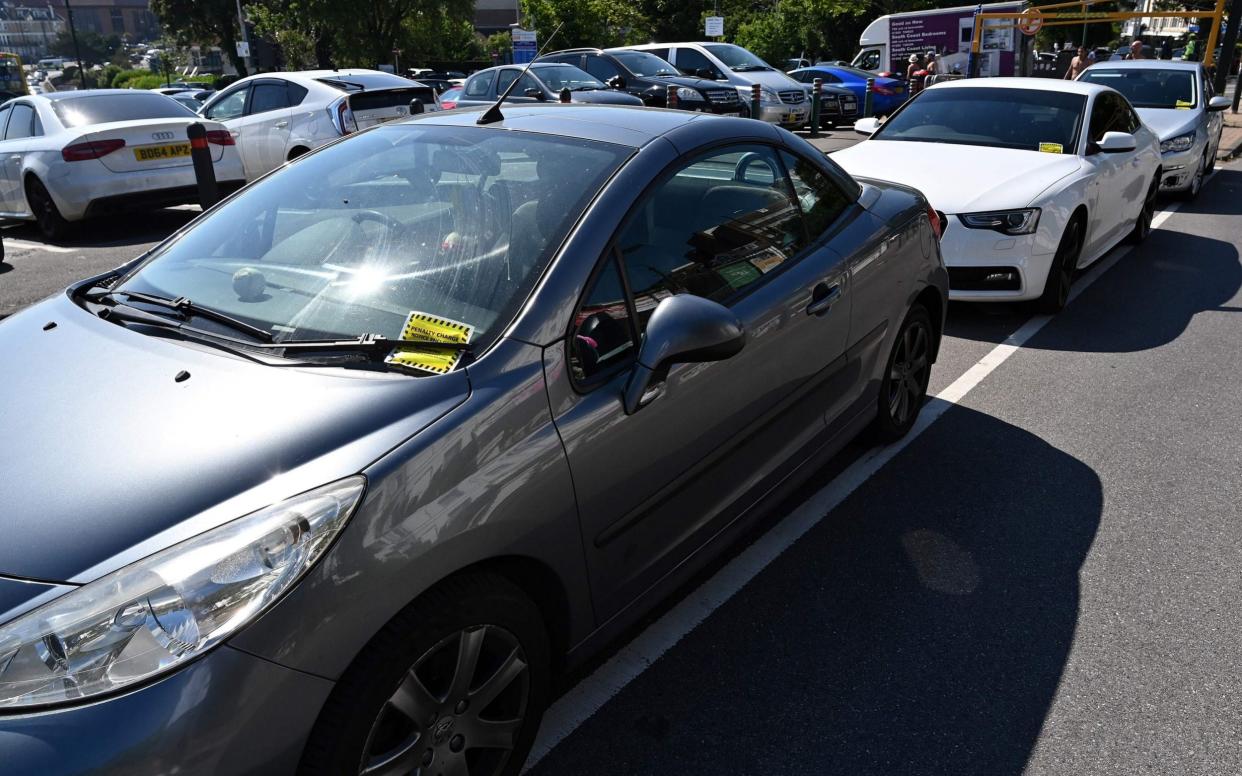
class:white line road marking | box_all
[523,198,1186,771]
[2,238,75,254]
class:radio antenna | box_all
[477,22,564,125]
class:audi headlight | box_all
[958,208,1041,235]
[676,87,703,102]
[1160,132,1195,153]
[0,477,365,710]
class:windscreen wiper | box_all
[93,290,274,343]
[274,334,472,355]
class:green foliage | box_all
[149,0,249,76]
[484,31,513,62]
[49,31,124,65]
[520,0,653,48]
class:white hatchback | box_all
[0,90,246,240]
[199,69,440,181]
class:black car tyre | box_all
[872,303,933,442]
[1179,151,1207,201]
[1127,174,1158,245]
[25,176,72,242]
[300,573,550,776]
[1037,215,1083,314]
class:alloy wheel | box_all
[360,625,530,776]
[887,320,930,427]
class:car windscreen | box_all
[874,87,1086,153]
[612,51,679,77]
[534,65,606,91]
[1078,68,1196,109]
[702,44,773,72]
[114,125,631,358]
[52,93,197,127]
[316,72,419,91]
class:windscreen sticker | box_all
[1038,142,1064,154]
[384,310,475,375]
[395,310,474,345]
[1175,100,1193,109]
[750,253,786,274]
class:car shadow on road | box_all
[530,404,1102,776]
[2,207,200,249]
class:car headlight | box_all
[1160,132,1195,153]
[676,87,703,102]
[760,87,782,105]
[0,476,365,710]
[958,208,1041,235]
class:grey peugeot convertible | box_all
[0,103,946,775]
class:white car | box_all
[836,78,1162,311]
[198,69,439,181]
[0,90,245,240]
[1078,59,1229,199]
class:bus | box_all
[0,52,30,99]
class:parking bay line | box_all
[524,199,1186,771]
[1,238,75,254]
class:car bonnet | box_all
[0,294,469,584]
[1135,107,1200,141]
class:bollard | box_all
[750,83,762,120]
[186,122,219,210]
[559,87,571,103]
[864,78,875,118]
[810,77,822,137]
[667,83,679,110]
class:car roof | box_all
[39,89,165,102]
[402,103,767,149]
[930,77,1105,97]
[1083,59,1203,71]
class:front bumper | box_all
[1157,145,1201,192]
[753,102,809,128]
[939,214,1059,302]
[0,645,333,775]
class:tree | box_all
[49,31,123,65]
[520,0,653,48]
[149,0,249,77]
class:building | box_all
[45,0,157,41]
[1124,0,1194,41]
[474,0,519,34]
[0,4,64,61]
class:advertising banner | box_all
[888,4,1020,76]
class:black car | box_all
[455,63,645,108]
[538,47,745,115]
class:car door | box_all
[457,70,497,107]
[242,79,294,174]
[670,46,724,80]
[0,102,37,214]
[1202,71,1223,157]
[202,83,250,168]
[546,143,852,620]
[1082,92,1129,254]
[0,103,15,212]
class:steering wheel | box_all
[733,152,779,183]
[350,209,403,233]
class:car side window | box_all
[585,56,621,81]
[674,48,719,79]
[496,69,518,95]
[647,48,670,62]
[206,86,248,120]
[5,103,34,140]
[517,74,541,96]
[614,144,807,331]
[0,105,10,138]
[571,253,639,382]
[287,82,309,106]
[248,82,288,115]
[780,151,853,239]
[464,72,495,97]
[1088,93,1125,141]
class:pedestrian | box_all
[1159,38,1173,59]
[906,53,921,81]
[925,50,938,75]
[1183,32,1200,61]
[1064,45,1090,79]
[1127,39,1146,59]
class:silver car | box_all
[0,104,946,775]
[1078,59,1230,199]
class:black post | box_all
[64,0,86,89]
[186,123,219,209]
[1213,0,1242,94]
[810,77,822,137]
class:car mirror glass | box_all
[623,295,745,414]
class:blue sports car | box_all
[789,65,907,116]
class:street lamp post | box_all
[63,0,86,89]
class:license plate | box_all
[895,87,904,94]
[134,143,191,161]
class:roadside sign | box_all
[512,28,537,64]
[236,41,250,58]
[705,16,724,37]
[1017,9,1043,36]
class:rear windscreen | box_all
[52,93,197,127]
[316,73,422,91]
[351,87,436,109]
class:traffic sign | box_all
[512,28,537,64]
[236,41,250,58]
[1017,9,1044,36]
[705,16,724,37]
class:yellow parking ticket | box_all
[1175,100,1192,109]
[395,310,474,345]
[1038,142,1063,154]
[384,310,474,375]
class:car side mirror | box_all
[523,87,545,100]
[623,295,745,414]
[1208,96,1230,111]
[409,99,424,115]
[853,117,881,135]
[1097,131,1136,153]
[695,68,718,80]
[607,75,626,89]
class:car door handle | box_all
[274,120,288,128]
[807,282,842,316]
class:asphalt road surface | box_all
[1,157,1239,776]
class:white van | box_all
[615,42,810,128]
[853,2,1023,78]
